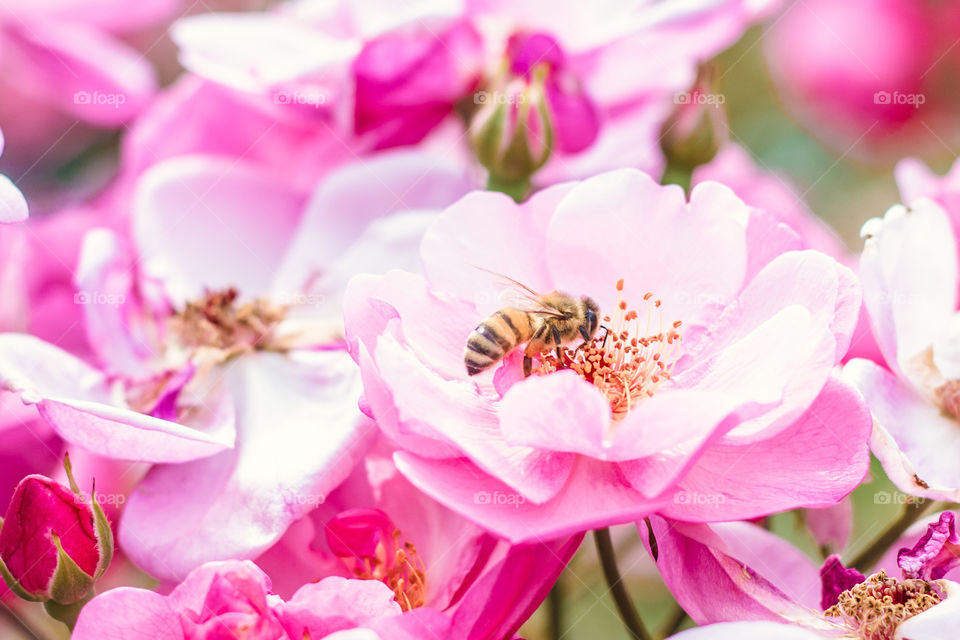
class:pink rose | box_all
[343,168,871,542]
[73,560,451,639]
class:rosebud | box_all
[0,455,112,626]
[659,65,728,181]
[469,67,554,201]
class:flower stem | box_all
[848,499,940,573]
[660,602,690,638]
[593,528,652,640]
[547,574,564,640]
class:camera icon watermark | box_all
[74,291,126,307]
[473,490,526,508]
[874,491,925,505]
[289,493,325,507]
[78,493,126,507]
[674,491,727,506]
[673,91,726,106]
[73,91,127,109]
[474,90,526,106]
[873,91,925,108]
[273,90,326,108]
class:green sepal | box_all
[63,453,114,580]
[0,551,44,602]
[47,533,95,605]
[63,452,81,494]
[471,100,507,171]
[495,73,553,184]
[89,479,114,580]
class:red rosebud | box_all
[0,456,112,609]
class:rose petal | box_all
[660,377,871,521]
[420,183,575,315]
[547,172,748,326]
[72,587,180,639]
[120,350,374,581]
[172,12,359,95]
[394,453,670,543]
[272,150,472,298]
[845,358,960,502]
[0,334,234,462]
[666,621,830,640]
[133,156,305,304]
[374,337,575,504]
[646,516,824,625]
[860,200,958,371]
[4,20,155,124]
[0,174,28,224]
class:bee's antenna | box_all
[600,325,611,347]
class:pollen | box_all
[170,287,286,356]
[537,280,682,420]
[824,570,943,640]
[337,528,428,612]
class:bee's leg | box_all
[551,326,565,367]
[573,328,592,355]
[523,355,533,378]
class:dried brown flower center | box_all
[824,570,942,640]
[170,288,286,355]
[537,280,682,419]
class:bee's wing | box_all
[475,267,566,318]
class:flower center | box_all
[324,509,427,612]
[170,288,286,356]
[824,570,943,640]
[536,280,682,419]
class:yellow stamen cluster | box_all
[342,529,428,612]
[824,570,942,640]
[170,288,285,355]
[537,280,682,419]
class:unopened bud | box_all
[469,67,554,201]
[660,65,728,171]
[0,455,113,627]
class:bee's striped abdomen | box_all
[464,309,532,376]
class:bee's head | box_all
[582,296,600,337]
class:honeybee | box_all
[464,273,600,378]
